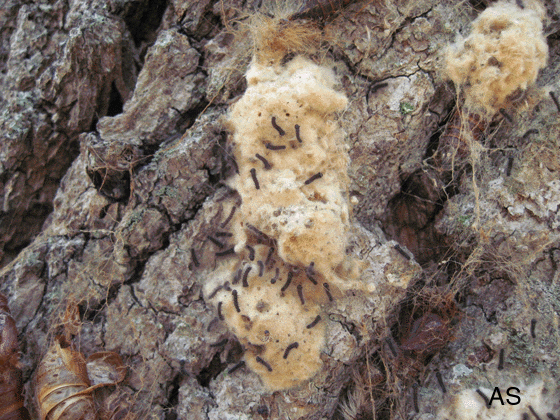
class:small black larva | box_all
[228,360,245,374]
[255,153,272,170]
[304,172,323,185]
[297,284,305,305]
[215,247,235,257]
[295,124,303,143]
[283,342,299,359]
[435,371,447,394]
[323,282,333,301]
[208,284,224,299]
[242,266,252,287]
[221,206,237,227]
[528,405,543,420]
[522,129,539,139]
[209,338,228,347]
[208,235,225,249]
[265,142,286,151]
[265,247,275,267]
[306,262,317,284]
[394,244,411,260]
[498,348,505,370]
[306,315,321,329]
[246,245,255,261]
[271,116,286,136]
[250,168,260,190]
[232,290,241,312]
[215,231,233,237]
[256,356,273,371]
[412,383,419,412]
[281,271,294,292]
[218,302,224,320]
[271,267,280,284]
[506,157,514,177]
[499,108,513,123]
[475,389,490,408]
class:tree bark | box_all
[1,0,560,419]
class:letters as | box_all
[488,387,521,407]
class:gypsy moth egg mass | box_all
[210,53,361,390]
[444,0,548,114]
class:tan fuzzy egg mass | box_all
[227,56,351,279]
[205,56,363,390]
[445,1,548,114]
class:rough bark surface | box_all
[1,0,560,419]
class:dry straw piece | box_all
[35,301,127,420]
[35,336,127,420]
[35,337,97,420]
[445,0,548,115]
